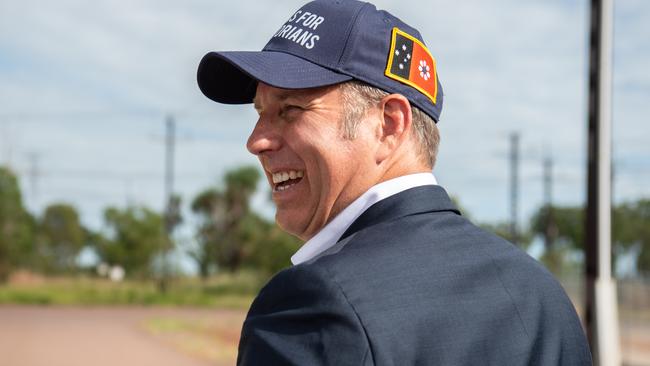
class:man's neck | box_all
[291,172,437,265]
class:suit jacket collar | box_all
[338,185,460,243]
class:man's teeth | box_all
[271,170,304,184]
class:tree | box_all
[159,193,182,292]
[97,206,167,279]
[190,188,224,278]
[0,167,34,281]
[37,203,85,273]
[453,196,532,249]
[531,206,584,251]
[190,191,300,277]
[479,221,533,249]
[190,166,261,276]
[244,215,302,275]
[529,205,584,274]
[221,166,261,271]
[224,166,260,215]
[613,199,650,272]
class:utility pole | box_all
[159,115,176,292]
[509,132,520,245]
[543,156,557,250]
[543,156,552,209]
[165,116,175,210]
[542,155,560,273]
[28,152,41,209]
[585,0,620,364]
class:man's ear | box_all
[375,94,412,164]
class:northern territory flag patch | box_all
[385,27,438,104]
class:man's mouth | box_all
[271,170,304,192]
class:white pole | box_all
[597,0,613,285]
[590,0,621,364]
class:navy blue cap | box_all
[197,0,443,122]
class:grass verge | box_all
[0,271,262,308]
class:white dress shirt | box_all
[291,172,438,265]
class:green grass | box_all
[0,271,262,308]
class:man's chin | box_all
[275,203,327,241]
[275,214,307,241]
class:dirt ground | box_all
[0,306,246,366]
[1,305,649,365]
[622,319,650,366]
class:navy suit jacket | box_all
[237,186,592,365]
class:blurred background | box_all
[0,0,648,365]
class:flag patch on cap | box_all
[384,27,438,104]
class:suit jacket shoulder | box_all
[238,258,374,366]
[238,186,592,365]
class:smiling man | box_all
[197,1,592,365]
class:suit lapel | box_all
[338,185,460,242]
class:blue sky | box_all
[1,0,648,248]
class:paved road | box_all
[0,306,242,366]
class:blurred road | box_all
[0,306,243,366]
[1,305,648,365]
[623,319,650,366]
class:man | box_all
[197,0,592,364]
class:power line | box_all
[0,109,222,124]
[11,167,218,181]
[0,110,164,121]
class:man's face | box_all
[248,83,378,240]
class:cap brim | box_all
[197,51,353,104]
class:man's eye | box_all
[280,105,303,118]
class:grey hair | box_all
[339,81,440,167]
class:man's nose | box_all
[246,118,281,156]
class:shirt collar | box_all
[291,172,438,265]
